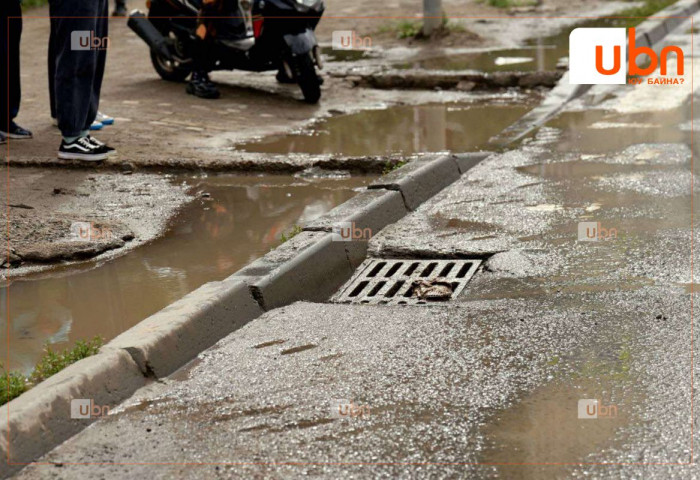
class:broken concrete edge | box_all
[367,153,490,211]
[7,152,414,174]
[233,152,495,310]
[0,349,146,479]
[492,0,700,145]
[0,151,488,474]
[330,69,564,91]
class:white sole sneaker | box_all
[58,151,107,161]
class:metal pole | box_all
[423,0,442,36]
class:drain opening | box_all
[332,258,481,306]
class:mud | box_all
[2,168,190,277]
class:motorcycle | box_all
[128,0,325,103]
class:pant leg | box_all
[49,0,108,137]
[0,1,22,131]
[48,22,56,119]
[86,1,109,131]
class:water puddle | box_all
[3,174,371,372]
[238,101,535,156]
[395,18,635,73]
[480,341,641,477]
[544,107,691,155]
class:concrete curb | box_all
[368,154,462,211]
[2,151,482,475]
[102,278,263,378]
[492,0,700,145]
[0,350,145,478]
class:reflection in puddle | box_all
[238,102,535,156]
[544,107,691,155]
[395,18,635,73]
[517,161,673,179]
[481,343,639,478]
[3,174,370,372]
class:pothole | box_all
[332,258,481,306]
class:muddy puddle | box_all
[395,18,635,73]
[480,340,641,478]
[3,174,371,372]
[238,100,535,156]
[544,106,693,155]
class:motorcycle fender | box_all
[283,29,318,56]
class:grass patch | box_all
[1,336,103,405]
[481,0,538,8]
[619,0,678,19]
[280,225,303,243]
[0,370,28,405]
[382,160,407,175]
[21,0,50,10]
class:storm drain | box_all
[332,259,481,305]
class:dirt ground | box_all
[5,0,630,273]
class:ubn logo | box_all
[330,399,371,419]
[578,222,617,242]
[332,30,372,51]
[71,399,110,419]
[71,31,110,51]
[578,399,618,419]
[332,222,373,242]
[570,27,684,84]
[70,222,112,242]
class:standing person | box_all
[49,0,115,161]
[188,0,247,99]
[0,0,33,141]
[113,0,128,17]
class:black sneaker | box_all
[88,136,117,157]
[186,72,221,99]
[58,136,107,161]
[1,122,32,139]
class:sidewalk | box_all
[11,10,700,478]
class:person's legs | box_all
[49,0,113,160]
[0,1,31,138]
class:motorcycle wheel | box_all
[150,32,191,83]
[294,53,321,104]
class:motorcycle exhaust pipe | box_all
[127,10,173,61]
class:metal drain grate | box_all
[333,259,481,305]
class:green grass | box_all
[382,160,408,175]
[21,0,50,10]
[619,0,678,19]
[1,336,103,406]
[280,225,303,243]
[0,369,28,405]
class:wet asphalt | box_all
[12,14,700,480]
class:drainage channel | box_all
[333,258,481,305]
[3,173,372,373]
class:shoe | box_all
[0,133,6,145]
[90,121,104,131]
[112,5,127,16]
[1,122,32,139]
[96,111,114,126]
[186,72,221,99]
[276,68,296,84]
[88,136,117,157]
[58,136,107,161]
